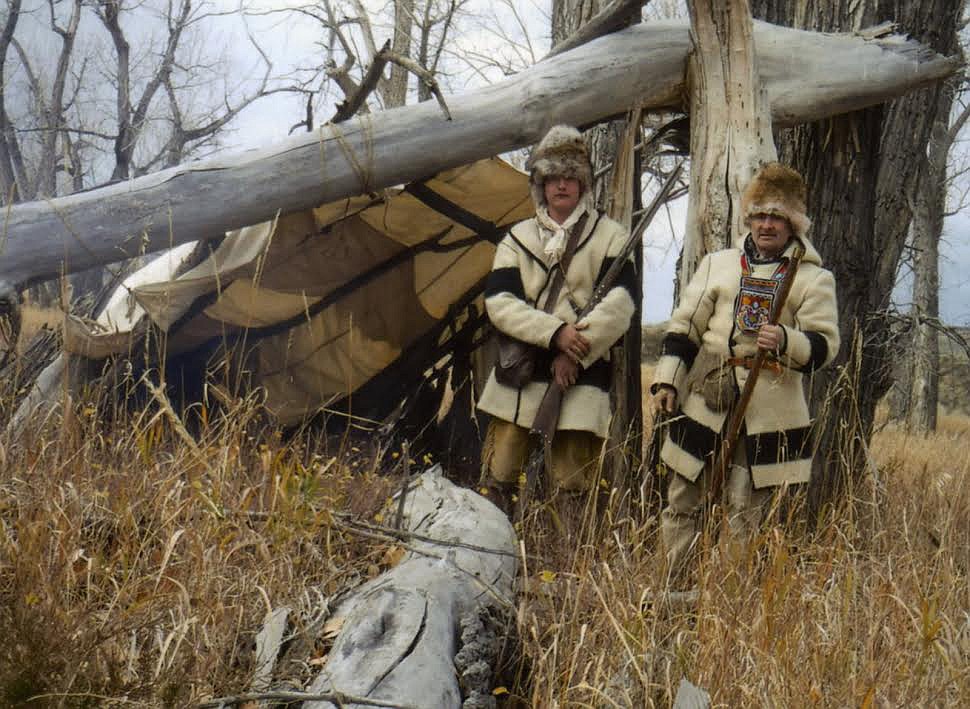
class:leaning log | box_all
[305,466,516,709]
[2,20,959,286]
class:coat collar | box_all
[510,207,601,268]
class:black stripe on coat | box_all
[660,333,699,371]
[793,331,829,373]
[506,233,549,271]
[667,414,719,464]
[531,353,613,392]
[595,256,638,300]
[486,267,527,301]
[745,426,812,466]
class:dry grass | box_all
[0,366,968,707]
[16,306,62,352]
[0,385,403,707]
[508,400,970,707]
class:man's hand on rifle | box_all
[652,384,677,415]
[757,324,785,353]
[553,322,590,363]
[551,352,580,391]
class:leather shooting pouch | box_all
[494,333,536,388]
[686,347,737,413]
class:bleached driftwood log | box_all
[2,20,958,286]
[305,466,517,709]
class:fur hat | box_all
[527,125,593,208]
[741,162,811,238]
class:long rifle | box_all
[515,163,684,523]
[707,242,805,507]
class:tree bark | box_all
[749,0,961,514]
[681,0,776,297]
[2,20,958,287]
[305,466,516,709]
[386,0,415,108]
[903,76,967,433]
[546,0,648,58]
[0,0,23,204]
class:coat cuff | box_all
[781,326,828,372]
[653,355,689,397]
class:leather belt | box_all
[726,355,783,374]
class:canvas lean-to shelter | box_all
[13,158,532,434]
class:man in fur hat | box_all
[477,125,636,508]
[651,162,840,581]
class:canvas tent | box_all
[35,158,532,428]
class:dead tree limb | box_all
[332,40,452,124]
[332,39,392,123]
[546,0,649,58]
[2,20,959,287]
[303,466,517,709]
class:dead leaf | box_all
[381,545,406,568]
[322,617,345,640]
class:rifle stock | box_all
[515,384,564,523]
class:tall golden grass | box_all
[0,363,967,707]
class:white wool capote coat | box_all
[477,211,636,438]
[654,236,840,488]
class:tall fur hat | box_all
[741,162,811,238]
[526,125,593,208]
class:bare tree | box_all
[893,71,970,433]
[2,0,285,200]
[281,0,468,126]
[0,0,290,298]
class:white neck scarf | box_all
[535,193,593,265]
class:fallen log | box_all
[2,20,958,286]
[302,466,516,709]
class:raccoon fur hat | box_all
[741,162,812,238]
[526,125,593,208]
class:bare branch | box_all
[546,0,648,59]
[195,688,418,708]
[382,49,452,119]
[0,0,23,202]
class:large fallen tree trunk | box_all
[305,466,517,709]
[2,20,958,286]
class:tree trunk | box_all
[750,0,960,515]
[904,75,963,433]
[681,0,776,297]
[386,0,415,108]
[2,20,957,287]
[552,0,602,44]
[0,0,23,204]
[305,466,516,709]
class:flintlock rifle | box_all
[707,240,806,507]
